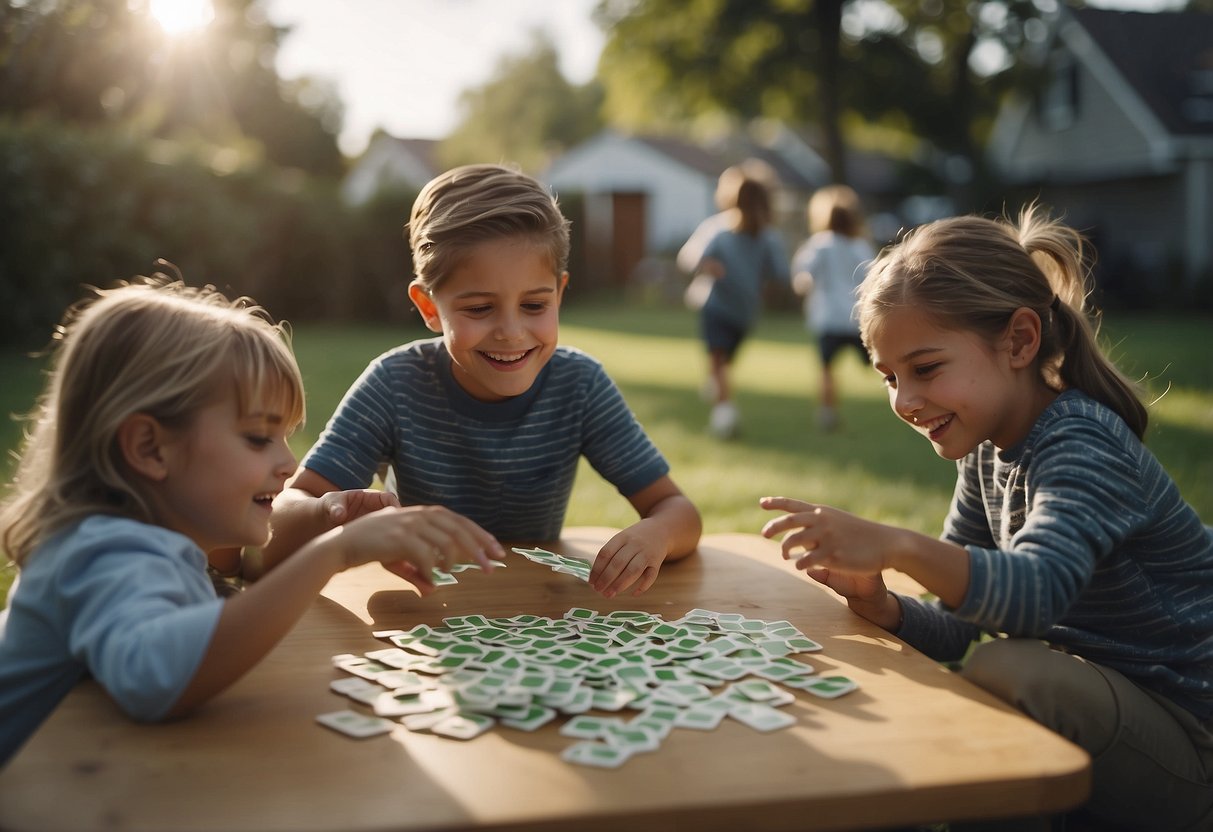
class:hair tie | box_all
[1049,295,1062,313]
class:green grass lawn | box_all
[2,301,1211,603]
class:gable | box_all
[987,8,1213,184]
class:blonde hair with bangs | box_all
[858,205,1148,438]
[1,276,304,566]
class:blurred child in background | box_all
[791,184,876,431]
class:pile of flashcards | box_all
[426,545,587,587]
[318,605,859,768]
[511,546,593,581]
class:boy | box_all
[264,164,701,598]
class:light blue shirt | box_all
[302,340,670,542]
[0,516,222,766]
[897,390,1213,717]
[699,227,790,329]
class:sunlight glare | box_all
[149,0,214,35]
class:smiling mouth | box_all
[481,348,535,367]
[920,414,954,438]
[253,493,277,508]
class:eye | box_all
[522,301,548,313]
[914,362,942,377]
[462,304,492,315]
[244,434,273,449]
[882,373,897,389]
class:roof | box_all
[380,136,441,174]
[1071,7,1213,137]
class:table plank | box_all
[0,530,1089,832]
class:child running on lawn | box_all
[0,277,500,766]
[761,206,1213,830]
[266,164,701,599]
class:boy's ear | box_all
[556,272,569,303]
[1004,307,1043,368]
[116,413,170,482]
[407,281,442,333]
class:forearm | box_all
[847,591,903,632]
[168,528,348,716]
[887,528,970,610]
[639,494,702,562]
[251,488,334,579]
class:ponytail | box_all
[1017,206,1148,438]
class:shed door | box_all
[611,192,646,285]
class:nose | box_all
[893,384,922,422]
[274,442,297,480]
[494,310,525,341]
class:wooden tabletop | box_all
[0,529,1090,832]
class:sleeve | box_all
[954,419,1144,637]
[62,534,222,722]
[300,356,398,490]
[895,593,988,663]
[578,362,670,497]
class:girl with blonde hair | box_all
[792,184,876,431]
[0,276,500,766]
[762,206,1213,829]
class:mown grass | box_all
[2,301,1211,604]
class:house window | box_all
[1039,51,1079,131]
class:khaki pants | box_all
[956,638,1213,831]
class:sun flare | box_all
[149,0,214,35]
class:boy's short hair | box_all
[407,164,571,292]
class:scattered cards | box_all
[511,547,593,582]
[322,606,860,767]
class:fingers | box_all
[382,560,436,597]
[759,496,815,514]
[629,566,660,597]
[592,540,661,599]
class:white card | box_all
[561,741,633,769]
[315,710,394,739]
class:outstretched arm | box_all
[168,505,504,717]
[759,495,971,622]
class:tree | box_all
[0,0,343,175]
[440,30,604,173]
[593,0,1045,201]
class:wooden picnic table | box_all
[0,528,1090,831]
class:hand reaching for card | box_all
[327,505,505,595]
[589,529,665,598]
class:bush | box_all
[0,117,411,348]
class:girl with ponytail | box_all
[760,206,1213,830]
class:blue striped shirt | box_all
[897,389,1213,718]
[301,339,669,542]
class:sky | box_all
[262,0,1183,159]
[264,0,605,157]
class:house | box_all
[341,133,441,206]
[987,7,1213,299]
[540,127,829,287]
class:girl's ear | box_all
[407,281,442,333]
[1005,307,1043,369]
[556,271,569,304]
[116,413,170,482]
